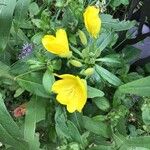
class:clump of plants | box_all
[0,0,150,150]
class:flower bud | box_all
[27,59,45,69]
[143,125,147,131]
[83,68,95,76]
[27,59,43,65]
[27,59,38,65]
[83,6,101,38]
[69,60,83,67]
[78,30,87,45]
[51,59,62,70]
[29,64,44,69]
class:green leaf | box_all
[0,0,16,51]
[55,0,65,7]
[95,31,113,53]
[0,51,11,65]
[55,108,84,145]
[125,136,150,149]
[101,14,135,31]
[116,118,127,136]
[14,88,25,98]
[110,0,129,7]
[96,57,120,64]
[55,106,71,139]
[14,0,31,29]
[96,65,122,86]
[31,19,42,29]
[114,132,150,149]
[19,20,33,29]
[93,97,110,111]
[31,32,44,45]
[87,145,113,150]
[10,26,29,42]
[69,112,83,135]
[0,93,28,149]
[10,60,29,75]
[122,46,141,63]
[67,120,83,145]
[82,116,110,138]
[145,62,150,73]
[0,125,28,150]
[24,96,47,150]
[87,86,104,98]
[16,72,50,98]
[118,76,150,96]
[123,72,143,83]
[0,61,10,77]
[142,107,150,125]
[142,101,150,125]
[29,2,39,16]
[43,70,55,93]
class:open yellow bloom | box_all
[83,6,101,38]
[42,29,71,58]
[52,74,87,113]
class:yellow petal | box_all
[66,78,87,113]
[56,29,71,57]
[84,6,101,38]
[52,79,75,93]
[76,78,87,112]
[56,91,71,105]
[55,74,76,79]
[42,35,63,54]
[56,29,69,49]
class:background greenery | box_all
[0,0,150,150]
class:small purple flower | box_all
[18,43,33,59]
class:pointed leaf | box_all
[43,70,55,93]
[24,96,47,150]
[88,86,104,98]
[0,0,16,51]
[16,72,50,98]
[96,65,122,86]
[118,76,150,96]
[14,0,31,29]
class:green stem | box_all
[74,112,82,132]
[14,67,46,80]
[112,30,134,51]
[55,9,62,21]
[70,45,83,58]
[71,55,84,62]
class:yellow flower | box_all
[52,74,87,113]
[83,6,101,38]
[42,29,71,58]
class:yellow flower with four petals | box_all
[52,74,87,113]
[42,29,71,58]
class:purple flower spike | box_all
[19,43,33,59]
